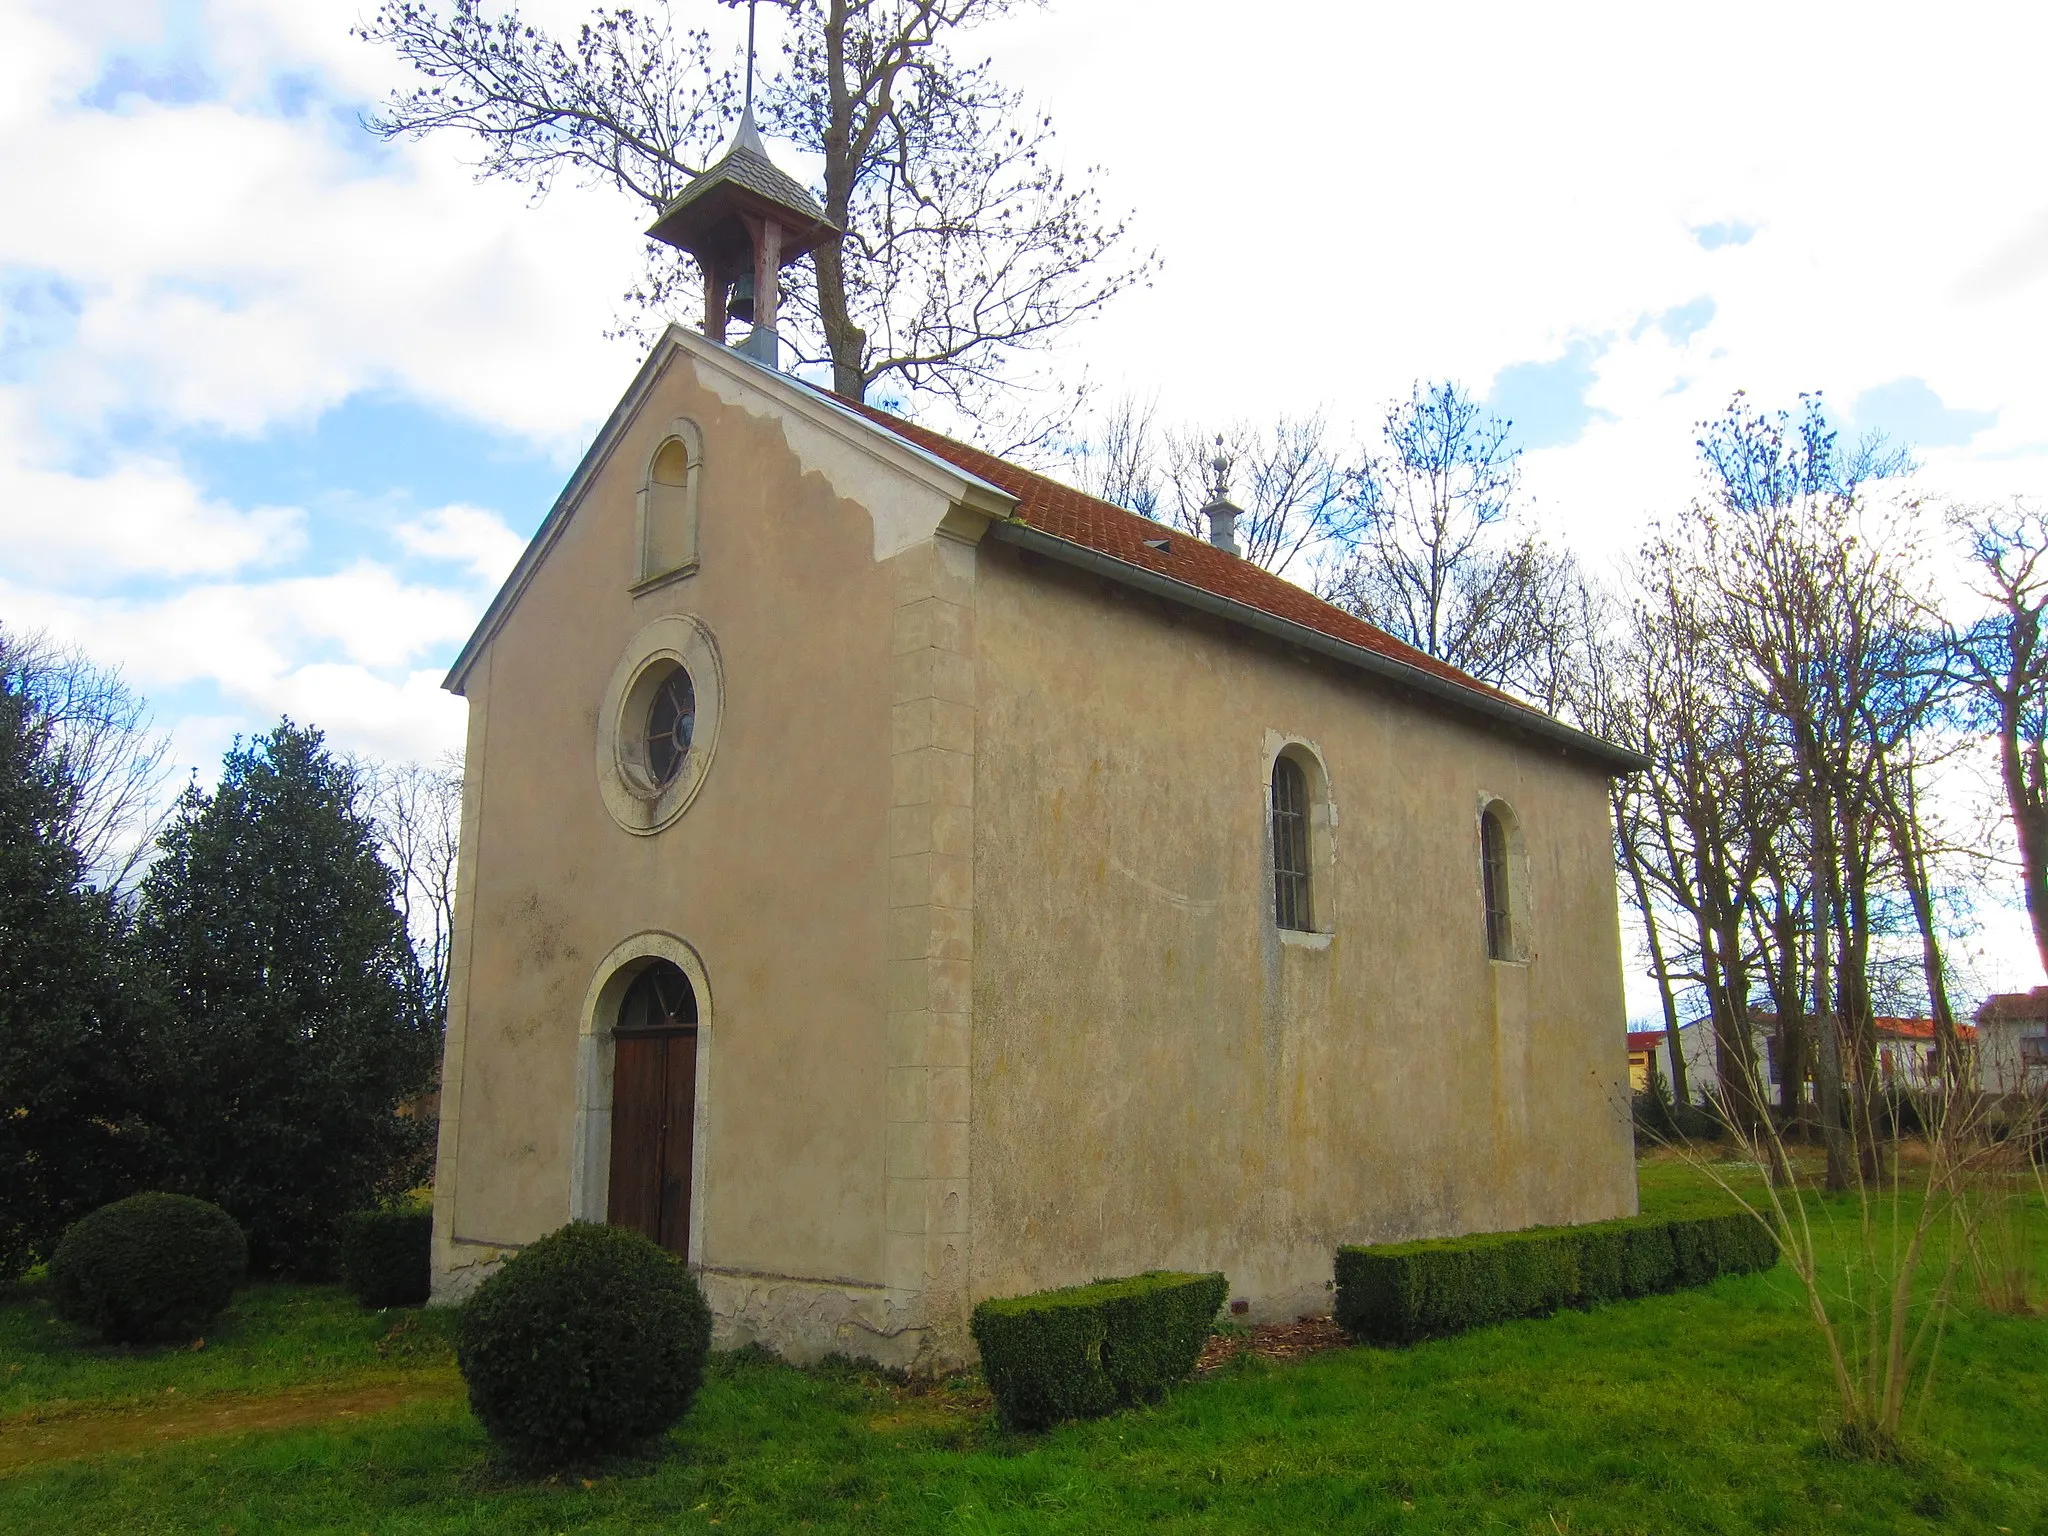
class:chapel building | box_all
[427,112,1644,1368]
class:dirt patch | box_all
[867,1374,992,1435]
[0,1370,464,1475]
[1196,1316,1351,1375]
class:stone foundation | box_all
[430,1237,966,1375]
[699,1269,943,1371]
[431,1234,516,1305]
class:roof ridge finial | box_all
[1206,434,1231,505]
[1202,434,1241,557]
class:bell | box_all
[727,271,756,325]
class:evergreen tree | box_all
[0,673,153,1279]
[136,721,440,1272]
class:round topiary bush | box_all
[49,1193,248,1344]
[456,1222,713,1465]
[340,1208,433,1309]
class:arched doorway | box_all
[606,959,698,1255]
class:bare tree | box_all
[1571,594,1694,1106]
[1059,402,1364,578]
[1872,731,1970,1086]
[363,755,464,1027]
[1946,500,2048,978]
[359,0,1151,412]
[357,4,730,204]
[0,626,172,892]
[1072,392,1162,518]
[1160,417,1361,578]
[1323,380,1584,701]
[1627,554,1781,1129]
[1689,393,1922,1188]
[1601,393,1949,1171]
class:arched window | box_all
[637,423,702,587]
[1272,754,1313,931]
[1480,803,1514,959]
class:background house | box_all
[1627,1013,1974,1103]
[1976,988,2048,1094]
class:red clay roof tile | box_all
[832,395,1543,720]
[1976,987,2048,1023]
[1871,1017,1977,1042]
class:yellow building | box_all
[428,116,1644,1369]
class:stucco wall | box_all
[432,336,1637,1363]
[433,352,900,1319]
[967,544,1636,1322]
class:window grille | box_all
[1271,756,1313,931]
[1481,807,1512,959]
[645,667,696,789]
[617,960,697,1033]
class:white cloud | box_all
[0,1,594,771]
[0,560,477,768]
[0,389,302,582]
[976,1,2048,554]
[396,504,526,588]
[0,7,644,447]
[262,663,466,763]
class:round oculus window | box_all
[644,666,696,789]
[596,614,722,836]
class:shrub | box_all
[1335,1209,1777,1345]
[49,1193,247,1343]
[971,1270,1227,1432]
[456,1222,712,1465]
[1333,1229,1579,1345]
[1572,1218,1681,1305]
[1634,1096,1731,1148]
[340,1207,433,1309]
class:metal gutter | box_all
[984,520,1649,776]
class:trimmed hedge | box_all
[971,1270,1227,1431]
[340,1208,432,1309]
[1336,1210,1777,1345]
[456,1222,712,1466]
[49,1193,248,1344]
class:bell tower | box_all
[646,107,838,370]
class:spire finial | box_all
[1208,434,1230,502]
[744,0,759,119]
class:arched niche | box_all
[635,418,704,590]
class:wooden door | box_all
[607,962,698,1255]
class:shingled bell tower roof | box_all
[645,108,839,273]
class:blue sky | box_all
[6,0,2048,1008]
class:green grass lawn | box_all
[3,1157,2045,1534]
[1,1280,455,1422]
